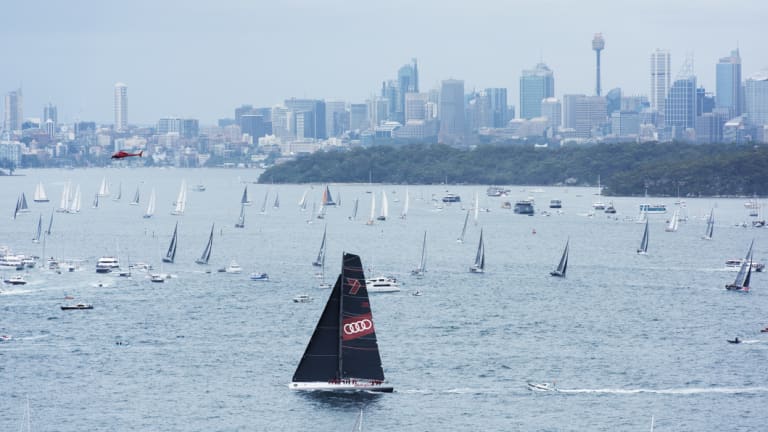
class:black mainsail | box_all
[550,239,569,277]
[163,222,179,263]
[291,252,390,392]
[195,223,214,265]
[312,226,327,267]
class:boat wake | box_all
[558,386,768,395]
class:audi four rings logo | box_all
[343,319,373,335]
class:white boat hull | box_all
[289,380,393,393]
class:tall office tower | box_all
[519,63,554,119]
[180,119,200,139]
[605,88,621,115]
[157,117,181,134]
[114,82,128,131]
[240,115,267,141]
[405,93,429,121]
[271,106,291,138]
[650,49,671,112]
[745,72,768,126]
[235,105,254,123]
[438,79,465,144]
[540,97,562,132]
[485,88,508,127]
[284,98,326,139]
[716,49,742,118]
[574,96,607,138]
[43,103,57,128]
[349,103,369,131]
[396,58,419,123]
[3,89,23,132]
[592,33,605,96]
[562,94,585,130]
[325,100,347,137]
[665,74,697,133]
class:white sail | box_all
[33,182,49,202]
[378,190,388,220]
[171,180,187,215]
[130,186,140,205]
[366,193,376,225]
[298,189,308,208]
[97,177,110,197]
[665,209,679,232]
[57,181,71,212]
[112,183,122,201]
[400,187,409,219]
[68,185,81,213]
[143,189,156,218]
[474,192,480,225]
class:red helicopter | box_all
[111,150,143,159]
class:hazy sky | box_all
[2,0,765,125]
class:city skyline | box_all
[1,0,765,125]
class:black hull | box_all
[725,284,748,291]
[162,258,174,263]
[550,271,565,278]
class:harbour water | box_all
[2,168,767,431]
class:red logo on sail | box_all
[347,278,361,295]
[342,313,374,341]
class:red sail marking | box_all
[342,313,375,341]
[348,278,361,295]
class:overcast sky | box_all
[2,0,765,125]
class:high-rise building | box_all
[592,33,605,96]
[562,94,585,130]
[3,89,23,132]
[240,114,267,141]
[438,79,465,144]
[284,98,326,140]
[405,93,429,121]
[574,96,607,138]
[43,103,57,129]
[485,88,508,127]
[611,111,640,137]
[235,105,254,123]
[157,117,181,134]
[665,76,697,133]
[180,119,200,139]
[114,82,128,131]
[325,100,347,138]
[650,49,671,112]
[519,63,554,119]
[745,72,768,126]
[395,59,419,123]
[349,103,369,131]
[716,49,742,118]
[540,97,562,132]
[605,88,622,115]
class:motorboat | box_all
[3,275,27,285]
[725,259,764,272]
[226,260,242,273]
[149,273,166,283]
[365,276,401,293]
[0,254,24,270]
[604,202,616,214]
[441,193,461,203]
[549,199,562,209]
[249,272,269,281]
[60,303,93,310]
[527,382,557,392]
[486,186,509,197]
[95,256,119,273]
[639,204,667,214]
[292,294,312,303]
[513,200,535,215]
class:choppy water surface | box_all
[2,168,767,431]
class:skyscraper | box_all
[3,89,23,132]
[43,103,57,128]
[485,88,509,127]
[325,100,347,137]
[396,59,419,123]
[114,82,128,131]
[592,33,605,96]
[284,98,326,140]
[665,75,697,133]
[405,93,429,121]
[745,72,768,126]
[519,63,554,119]
[716,49,742,118]
[650,49,671,112]
[349,103,369,131]
[438,79,465,144]
[540,97,562,132]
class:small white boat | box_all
[61,303,93,310]
[225,260,242,273]
[527,382,557,392]
[293,294,312,303]
[249,272,269,281]
[3,275,27,285]
[149,273,166,283]
[365,276,400,293]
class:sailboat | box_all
[112,183,122,201]
[702,208,714,240]
[67,185,81,213]
[726,240,754,292]
[349,198,359,221]
[321,185,336,206]
[241,185,252,206]
[298,189,308,210]
[312,226,327,267]
[92,192,99,209]
[13,195,21,220]
[273,192,280,209]
[18,193,30,213]
[550,239,569,277]
[33,182,49,202]
[163,222,179,263]
[665,209,679,232]
[318,202,327,219]
[473,192,480,225]
[365,193,376,225]
[411,231,427,276]
[130,186,140,206]
[592,175,605,210]
[45,211,53,235]
[637,219,650,254]
[143,188,156,218]
[376,190,388,221]
[195,223,214,265]
[32,214,42,243]
[289,252,393,393]
[235,203,246,228]
[457,210,470,243]
[57,181,71,213]
[97,177,110,197]
[400,188,409,219]
[171,180,187,215]
[469,229,485,273]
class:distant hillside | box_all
[258,143,768,197]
